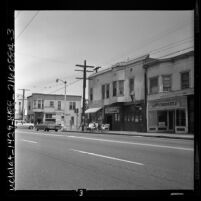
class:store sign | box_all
[152,101,177,108]
[105,107,120,114]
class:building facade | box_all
[87,55,150,132]
[145,51,194,134]
[27,93,81,130]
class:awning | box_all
[85,107,101,114]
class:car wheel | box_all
[36,128,39,131]
[29,126,33,129]
[55,130,58,132]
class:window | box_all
[69,102,76,110]
[150,77,158,94]
[181,71,190,89]
[162,75,171,92]
[102,85,105,99]
[106,84,110,98]
[129,78,134,94]
[58,101,61,110]
[28,102,31,110]
[33,100,36,108]
[118,80,124,96]
[50,101,54,107]
[113,81,117,97]
[42,100,44,109]
[90,88,93,101]
[176,109,186,126]
[158,111,167,126]
[38,100,41,109]
[46,114,52,118]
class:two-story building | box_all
[27,93,81,130]
[145,50,194,134]
[87,55,151,132]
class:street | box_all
[15,129,194,190]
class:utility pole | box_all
[18,89,30,121]
[75,60,94,131]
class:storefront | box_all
[104,104,122,131]
[123,101,146,132]
[147,96,188,133]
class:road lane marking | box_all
[70,149,144,166]
[16,131,193,151]
[21,139,38,143]
[68,136,193,151]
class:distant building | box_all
[144,50,194,134]
[87,55,151,132]
[27,93,81,130]
[15,94,27,121]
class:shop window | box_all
[124,115,127,122]
[157,111,167,127]
[181,71,190,89]
[118,80,124,96]
[102,85,105,99]
[162,75,172,92]
[115,114,118,122]
[106,84,110,98]
[176,109,186,126]
[113,81,117,97]
[150,77,158,94]
[131,114,135,122]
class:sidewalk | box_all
[61,128,194,140]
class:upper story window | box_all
[69,102,76,110]
[102,85,105,99]
[106,84,110,99]
[50,101,54,108]
[162,75,172,92]
[181,71,190,89]
[118,80,124,96]
[113,81,117,97]
[149,76,159,94]
[90,88,93,101]
[38,100,41,109]
[58,101,61,110]
[129,78,134,94]
[33,100,36,108]
[28,102,31,110]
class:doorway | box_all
[168,110,175,132]
[106,115,113,130]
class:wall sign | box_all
[105,107,120,114]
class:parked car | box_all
[15,120,34,129]
[35,123,62,132]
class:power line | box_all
[16,11,39,40]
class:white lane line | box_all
[16,131,193,151]
[70,149,144,166]
[21,139,38,143]
[68,136,193,151]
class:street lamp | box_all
[56,78,67,128]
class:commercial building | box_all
[144,51,194,134]
[87,55,151,132]
[27,93,81,130]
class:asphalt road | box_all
[15,129,194,190]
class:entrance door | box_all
[106,115,113,130]
[168,110,175,132]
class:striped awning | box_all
[85,107,101,114]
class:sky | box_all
[15,10,194,99]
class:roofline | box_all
[144,50,194,68]
[88,54,149,78]
[27,93,82,99]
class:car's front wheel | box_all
[29,126,34,129]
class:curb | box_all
[61,130,194,140]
